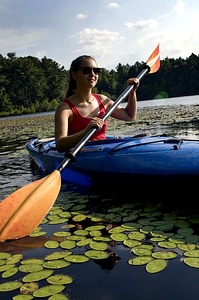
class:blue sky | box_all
[0,0,198,70]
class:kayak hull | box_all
[26,134,199,191]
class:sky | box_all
[0,0,199,71]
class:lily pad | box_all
[64,254,89,263]
[85,250,109,260]
[0,281,22,292]
[20,282,39,294]
[60,240,76,249]
[128,232,145,241]
[33,285,65,297]
[44,251,73,260]
[2,267,18,278]
[48,294,69,300]
[13,295,34,299]
[89,241,108,251]
[72,214,87,222]
[152,251,178,259]
[184,249,199,257]
[146,259,167,273]
[47,274,73,284]
[128,256,153,265]
[19,264,44,273]
[43,259,70,269]
[44,241,60,249]
[22,270,54,282]
[184,257,199,268]
[110,233,128,242]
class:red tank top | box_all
[63,94,108,140]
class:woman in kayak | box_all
[55,55,140,152]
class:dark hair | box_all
[66,55,97,97]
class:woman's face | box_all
[73,58,101,89]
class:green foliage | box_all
[0,52,199,116]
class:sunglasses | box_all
[80,67,101,75]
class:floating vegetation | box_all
[1,187,199,299]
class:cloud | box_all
[173,0,187,14]
[108,2,119,8]
[124,19,158,31]
[73,27,124,58]
[76,13,87,19]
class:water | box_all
[1,95,199,300]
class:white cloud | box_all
[73,27,124,59]
[125,19,159,31]
[173,0,187,14]
[76,13,87,19]
[108,2,119,8]
[124,22,133,30]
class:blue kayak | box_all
[26,134,199,190]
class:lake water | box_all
[1,95,199,300]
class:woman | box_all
[55,55,140,152]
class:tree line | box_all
[0,52,199,117]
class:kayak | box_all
[26,134,199,192]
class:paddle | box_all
[0,44,160,242]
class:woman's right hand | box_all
[87,117,104,131]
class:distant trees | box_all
[1,52,199,116]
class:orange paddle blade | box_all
[147,44,160,73]
[0,170,61,242]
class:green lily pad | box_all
[45,251,73,260]
[19,264,44,273]
[0,252,11,259]
[0,264,15,272]
[73,229,89,236]
[7,254,23,264]
[47,274,73,284]
[152,251,178,259]
[123,239,141,248]
[123,215,138,222]
[128,232,145,241]
[131,247,152,256]
[2,267,18,278]
[110,233,128,242]
[77,238,92,246]
[158,241,176,249]
[13,295,34,299]
[178,243,196,251]
[108,226,126,233]
[44,241,60,249]
[85,225,105,231]
[43,259,70,269]
[128,256,153,265]
[33,285,65,297]
[22,269,54,282]
[72,214,87,222]
[146,259,167,273]
[184,249,199,257]
[48,294,69,300]
[64,254,89,263]
[0,281,22,292]
[21,258,44,265]
[89,241,108,251]
[60,240,76,249]
[53,231,71,237]
[20,282,39,294]
[85,250,109,259]
[177,227,194,236]
[184,257,199,268]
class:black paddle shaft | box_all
[57,65,150,173]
